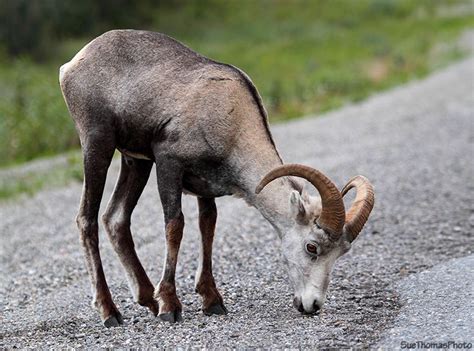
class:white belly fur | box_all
[118,148,152,160]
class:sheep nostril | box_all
[313,300,321,312]
[293,297,304,313]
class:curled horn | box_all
[341,175,375,242]
[255,164,345,238]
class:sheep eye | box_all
[306,243,318,255]
[313,219,321,229]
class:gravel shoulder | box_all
[1,58,473,348]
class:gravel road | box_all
[378,254,473,348]
[1,58,473,348]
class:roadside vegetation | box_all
[0,0,473,200]
[0,152,83,200]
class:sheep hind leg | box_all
[75,132,122,327]
[102,155,158,316]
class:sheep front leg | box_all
[195,197,227,315]
[154,157,185,323]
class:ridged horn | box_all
[255,164,345,238]
[341,175,375,242]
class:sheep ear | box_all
[290,190,308,225]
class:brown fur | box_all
[196,197,227,314]
[155,214,185,317]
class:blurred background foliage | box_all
[0,0,473,167]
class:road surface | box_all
[1,58,473,348]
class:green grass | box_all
[0,58,79,166]
[0,151,83,201]
[0,0,473,199]
[154,0,473,120]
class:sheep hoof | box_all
[203,303,228,316]
[159,310,183,323]
[103,312,124,327]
